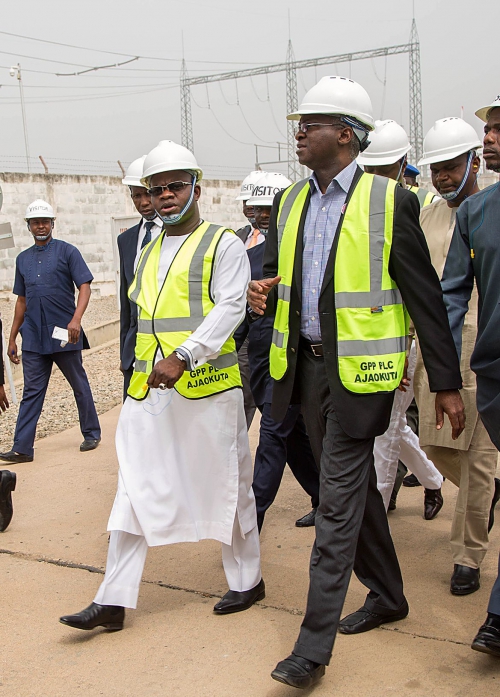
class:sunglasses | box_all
[147,181,193,196]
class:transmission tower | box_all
[180,59,194,151]
[408,19,423,164]
[182,30,424,180]
[286,40,301,181]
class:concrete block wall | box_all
[0,173,246,298]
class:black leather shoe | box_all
[0,450,33,464]
[339,601,409,634]
[488,478,500,533]
[471,617,500,657]
[59,602,125,631]
[0,470,16,532]
[80,438,101,452]
[403,473,421,487]
[424,487,443,520]
[271,654,325,689]
[450,564,480,595]
[295,508,317,527]
[213,578,265,615]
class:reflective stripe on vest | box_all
[408,185,436,208]
[270,172,409,394]
[127,221,242,401]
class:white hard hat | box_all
[245,172,292,206]
[418,117,482,166]
[140,140,203,187]
[236,170,265,201]
[122,155,147,187]
[25,199,55,220]
[357,120,411,166]
[475,96,500,123]
[287,75,374,131]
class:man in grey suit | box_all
[118,156,162,397]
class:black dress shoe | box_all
[339,601,409,634]
[471,617,500,657]
[213,578,265,615]
[0,450,33,464]
[59,602,125,631]
[488,478,500,533]
[403,473,421,487]
[295,508,317,527]
[424,487,443,520]
[0,470,16,532]
[80,438,101,452]
[450,564,480,595]
[271,654,325,689]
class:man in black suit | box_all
[118,156,162,397]
[248,76,465,689]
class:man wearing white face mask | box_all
[60,141,263,633]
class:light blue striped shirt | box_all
[301,160,358,342]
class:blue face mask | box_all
[441,151,475,201]
[155,176,196,226]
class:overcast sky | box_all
[0,0,497,178]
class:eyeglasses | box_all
[296,122,342,134]
[147,181,192,196]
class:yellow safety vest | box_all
[270,172,409,394]
[408,185,437,208]
[127,221,242,400]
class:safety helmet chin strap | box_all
[155,175,197,226]
[441,151,476,201]
[396,155,408,185]
[340,116,372,152]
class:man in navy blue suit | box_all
[117,156,162,397]
[237,172,320,532]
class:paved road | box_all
[0,406,498,696]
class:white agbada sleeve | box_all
[179,232,250,368]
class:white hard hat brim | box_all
[245,196,274,206]
[418,142,481,166]
[235,192,251,201]
[357,144,412,166]
[475,103,500,123]
[122,176,146,187]
[286,107,374,131]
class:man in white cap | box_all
[60,141,263,633]
[0,200,101,463]
[237,172,320,531]
[438,96,500,657]
[118,156,162,397]
[413,117,499,597]
[248,75,465,688]
[358,119,444,517]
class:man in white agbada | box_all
[60,141,264,632]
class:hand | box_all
[397,356,410,392]
[247,276,281,315]
[435,389,466,440]
[147,353,185,390]
[8,340,19,364]
[67,317,81,344]
[0,385,9,412]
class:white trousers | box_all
[94,517,262,609]
[374,344,443,511]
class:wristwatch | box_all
[174,351,187,364]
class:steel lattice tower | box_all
[180,59,194,151]
[408,19,424,165]
[286,40,301,181]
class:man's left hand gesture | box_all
[435,389,466,440]
[147,353,186,390]
[67,317,81,344]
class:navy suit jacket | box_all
[117,222,141,372]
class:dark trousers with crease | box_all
[292,347,405,666]
[13,350,101,456]
[252,402,320,532]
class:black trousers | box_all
[252,402,319,531]
[122,367,133,402]
[293,348,405,666]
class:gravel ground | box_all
[0,297,122,453]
